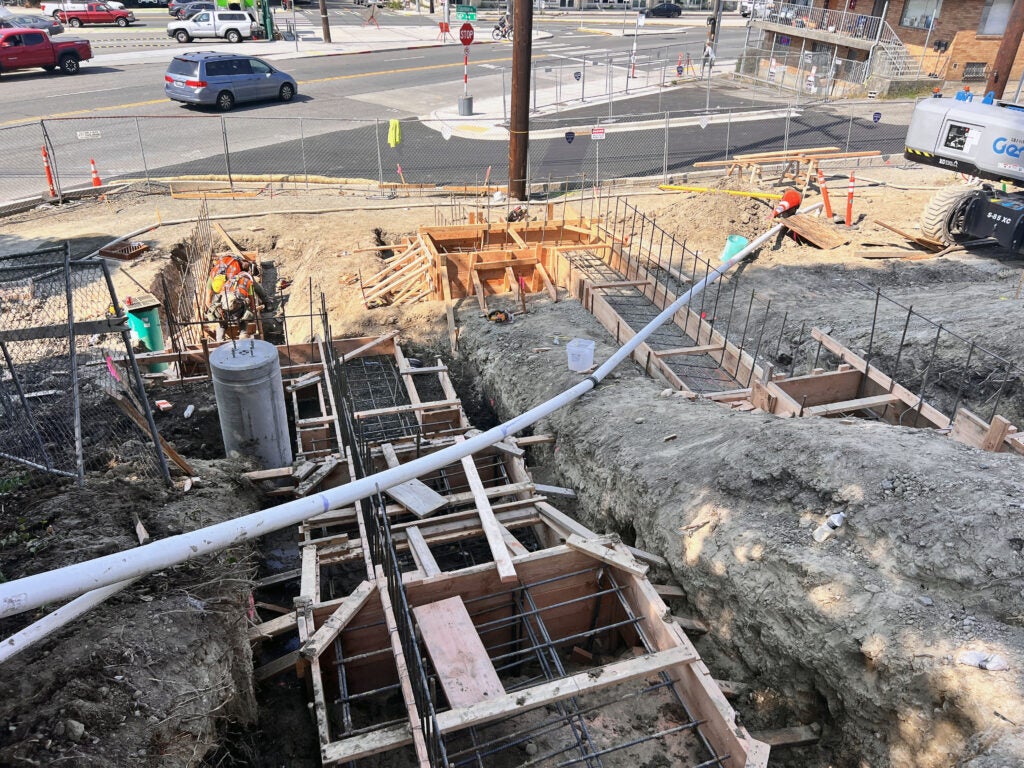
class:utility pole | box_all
[509,0,532,201]
[986,0,1024,98]
[319,0,330,43]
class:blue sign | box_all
[872,112,881,123]
[677,65,683,75]
[574,71,581,81]
[779,35,791,45]
[565,131,575,144]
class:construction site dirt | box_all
[0,163,1022,768]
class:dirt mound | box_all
[0,459,263,767]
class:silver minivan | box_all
[164,52,297,111]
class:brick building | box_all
[738,0,1023,98]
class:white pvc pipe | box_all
[0,212,812,623]
[0,578,139,663]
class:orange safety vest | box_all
[209,254,242,280]
[226,272,256,302]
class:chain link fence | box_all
[1,100,915,208]
[0,244,170,487]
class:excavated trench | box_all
[454,296,1024,768]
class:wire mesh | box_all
[0,104,920,208]
[0,244,168,486]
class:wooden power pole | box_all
[319,0,331,43]
[508,0,533,201]
[985,0,1024,97]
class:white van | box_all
[166,10,257,43]
[40,1,125,16]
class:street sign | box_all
[459,22,474,45]
[565,131,575,144]
[872,112,882,123]
[591,127,605,141]
[574,71,581,81]
[676,65,683,75]
[455,4,476,20]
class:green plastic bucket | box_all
[126,298,168,373]
[719,234,749,262]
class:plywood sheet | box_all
[413,596,504,708]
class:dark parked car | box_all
[176,1,213,18]
[167,0,190,16]
[0,13,64,34]
[165,51,297,111]
[645,2,681,17]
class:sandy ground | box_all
[0,164,1022,767]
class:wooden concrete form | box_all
[241,334,768,768]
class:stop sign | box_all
[459,22,474,45]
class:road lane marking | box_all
[1,55,536,127]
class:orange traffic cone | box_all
[90,158,102,188]
[771,188,802,218]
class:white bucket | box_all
[566,338,595,372]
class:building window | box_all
[899,0,942,30]
[979,0,1013,34]
[962,62,988,81]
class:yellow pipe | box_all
[658,185,784,200]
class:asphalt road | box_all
[1,9,909,204]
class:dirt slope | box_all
[457,298,1024,768]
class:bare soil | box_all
[0,166,1022,767]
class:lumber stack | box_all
[358,237,435,308]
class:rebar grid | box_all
[436,567,726,768]
[164,198,215,350]
[313,297,726,767]
[0,244,167,485]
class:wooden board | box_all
[457,437,518,583]
[566,534,648,577]
[380,443,446,518]
[300,580,374,660]
[412,596,504,708]
[406,526,441,577]
[802,393,902,418]
[780,214,849,250]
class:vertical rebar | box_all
[913,324,944,426]
[745,299,772,387]
[62,247,84,484]
[890,305,913,387]
[950,342,975,419]
[989,367,1013,423]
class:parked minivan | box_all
[166,9,256,43]
[164,52,297,111]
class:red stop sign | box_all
[459,22,474,45]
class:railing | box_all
[760,2,884,41]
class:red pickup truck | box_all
[0,28,92,75]
[57,3,135,27]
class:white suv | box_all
[166,10,256,44]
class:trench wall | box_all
[455,296,1024,768]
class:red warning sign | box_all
[459,22,474,45]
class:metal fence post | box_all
[375,117,384,190]
[299,117,309,191]
[134,117,151,191]
[662,112,669,183]
[62,245,84,485]
[725,110,731,159]
[846,116,853,152]
[220,117,234,192]
[40,120,63,205]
